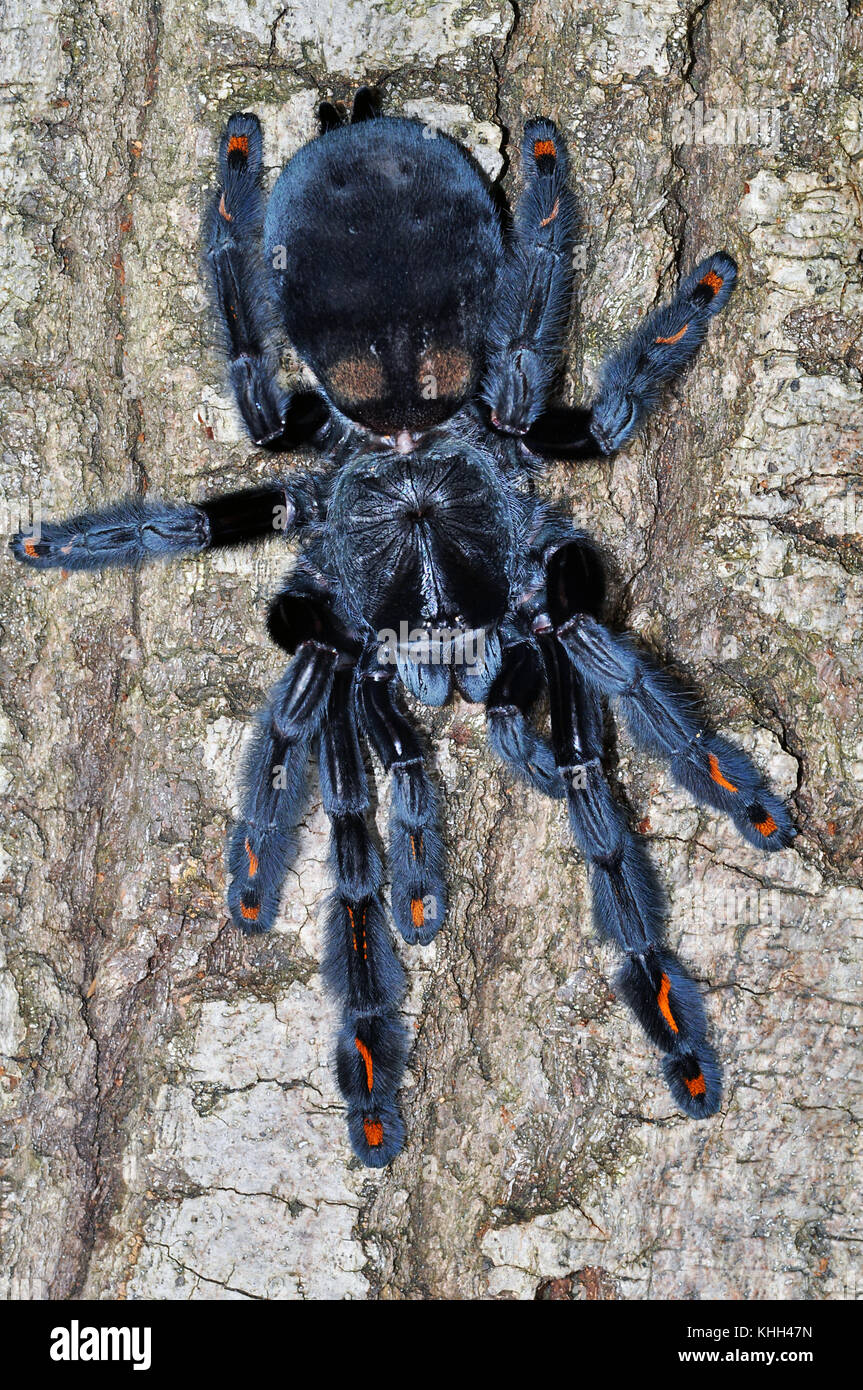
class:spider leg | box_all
[205,113,330,448]
[486,638,564,799]
[360,673,447,944]
[321,667,408,1167]
[522,252,737,460]
[483,120,577,435]
[268,579,407,1165]
[539,631,721,1117]
[11,477,322,571]
[318,100,347,133]
[516,405,603,460]
[350,86,381,123]
[226,686,316,934]
[545,542,795,851]
[228,579,354,931]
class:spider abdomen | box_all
[265,118,504,434]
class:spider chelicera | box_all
[13,90,794,1166]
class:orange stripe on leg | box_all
[539,196,560,227]
[655,322,689,345]
[347,903,368,958]
[754,814,777,836]
[657,973,679,1033]
[533,139,556,159]
[410,898,425,929]
[708,754,738,793]
[245,838,258,878]
[355,1037,374,1092]
[684,1071,707,1097]
[700,269,723,293]
[227,134,249,157]
[240,901,260,922]
[363,1118,383,1147]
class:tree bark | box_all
[0,0,860,1300]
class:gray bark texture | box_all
[0,0,861,1301]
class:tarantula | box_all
[13,90,794,1167]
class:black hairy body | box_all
[13,90,794,1167]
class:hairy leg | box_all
[205,112,330,448]
[321,668,408,1167]
[267,581,409,1166]
[556,631,795,851]
[360,673,447,945]
[540,632,721,1117]
[541,541,795,851]
[11,478,322,571]
[226,700,313,933]
[486,638,563,798]
[228,580,350,931]
[485,527,605,797]
[483,120,577,435]
[522,252,737,459]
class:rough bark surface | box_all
[1,0,861,1301]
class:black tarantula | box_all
[13,90,794,1167]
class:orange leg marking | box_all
[708,754,738,793]
[699,269,723,293]
[245,838,258,878]
[363,1118,383,1147]
[655,322,689,345]
[533,139,556,159]
[754,814,777,836]
[539,196,560,228]
[684,1072,707,1097]
[227,134,249,157]
[410,898,425,929]
[240,901,260,922]
[23,540,39,557]
[355,1037,374,1092]
[657,973,679,1033]
[218,192,232,222]
[409,833,424,862]
[347,904,367,958]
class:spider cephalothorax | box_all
[326,442,519,635]
[13,89,794,1167]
